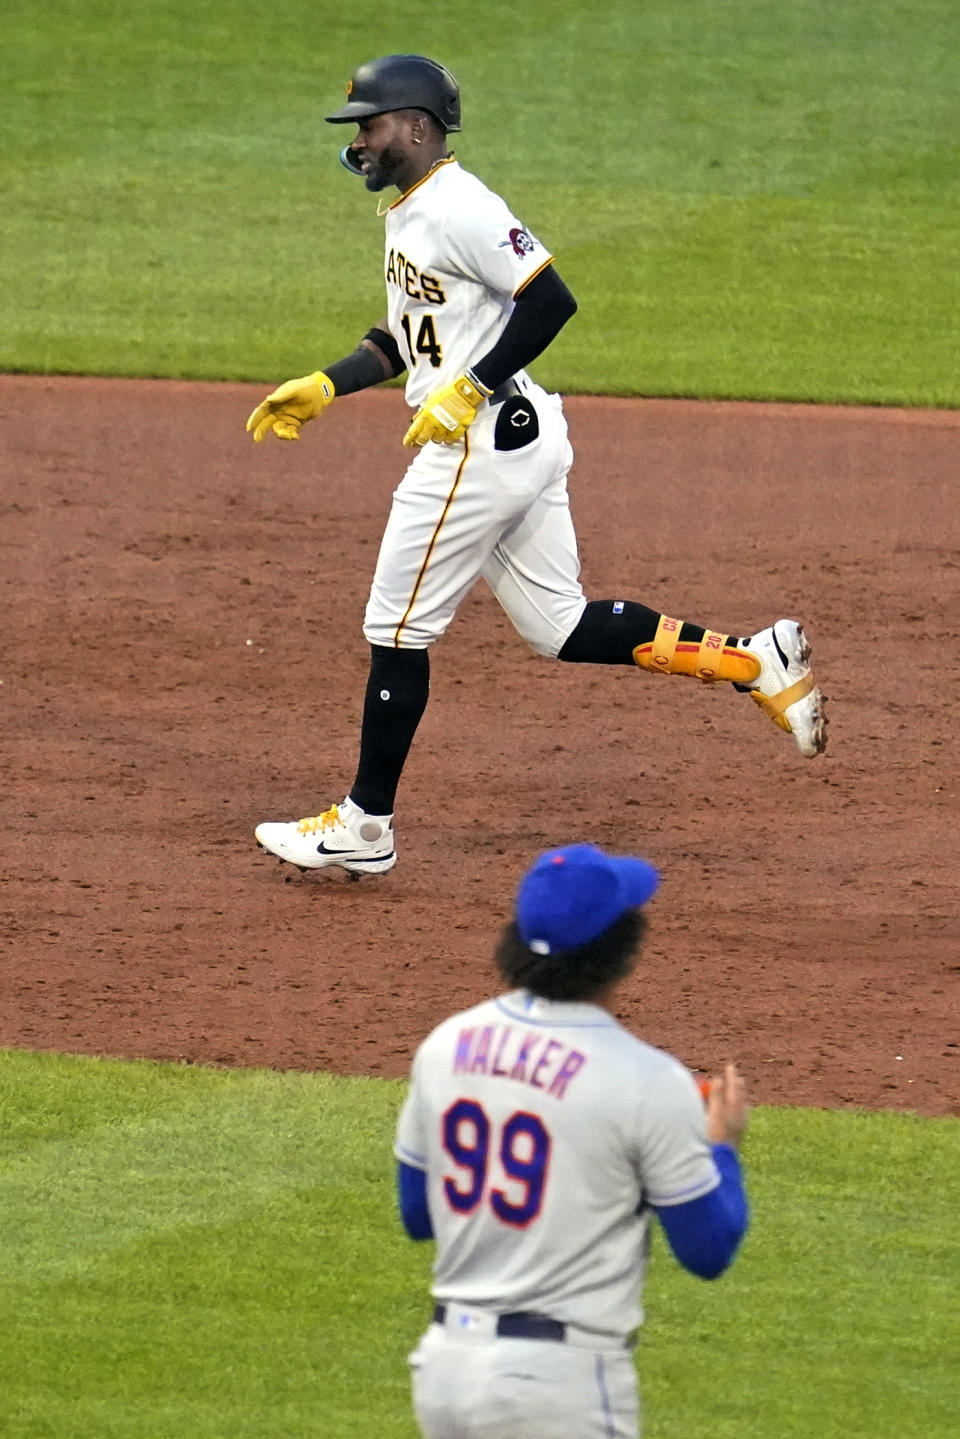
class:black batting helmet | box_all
[325,54,461,134]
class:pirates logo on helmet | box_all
[325,54,461,134]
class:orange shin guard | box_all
[632,615,761,684]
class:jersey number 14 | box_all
[400,312,443,369]
[442,1098,550,1228]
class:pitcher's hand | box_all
[705,1063,749,1148]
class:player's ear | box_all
[410,109,438,147]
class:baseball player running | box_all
[395,843,749,1439]
[248,55,827,878]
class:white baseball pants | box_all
[363,382,587,657]
[409,1319,640,1439]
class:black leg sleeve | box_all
[558,601,712,665]
[349,645,430,815]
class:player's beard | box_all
[364,145,404,193]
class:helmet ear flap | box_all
[340,145,364,176]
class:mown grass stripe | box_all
[2,0,958,403]
[1,1049,958,1437]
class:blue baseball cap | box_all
[515,843,660,955]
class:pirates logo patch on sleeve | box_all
[499,226,536,258]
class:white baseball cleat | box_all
[736,619,827,758]
[255,797,396,875]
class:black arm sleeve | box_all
[324,327,406,395]
[468,266,577,393]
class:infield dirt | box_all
[2,376,957,1114]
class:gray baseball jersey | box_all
[395,988,720,1343]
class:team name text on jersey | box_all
[385,249,447,305]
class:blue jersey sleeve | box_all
[652,1144,748,1278]
[397,1160,434,1241]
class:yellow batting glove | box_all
[246,371,336,443]
[403,373,490,448]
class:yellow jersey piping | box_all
[513,256,555,299]
[389,155,458,212]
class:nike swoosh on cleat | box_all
[315,841,394,865]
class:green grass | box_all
[0,1051,424,1439]
[1,0,958,402]
[1,1049,958,1438]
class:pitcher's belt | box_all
[431,1302,637,1350]
[433,1303,565,1342]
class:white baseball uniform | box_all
[363,158,587,656]
[395,989,721,1439]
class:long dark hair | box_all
[493,910,647,1002]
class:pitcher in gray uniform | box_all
[395,842,750,1439]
